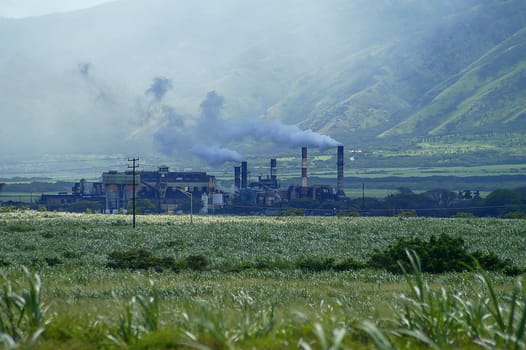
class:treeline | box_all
[347,175,526,189]
[1,181,74,193]
[269,187,526,218]
[345,186,526,218]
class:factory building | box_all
[72,179,104,197]
[38,146,347,214]
[38,178,105,212]
[102,166,218,213]
[102,171,138,213]
[139,166,217,213]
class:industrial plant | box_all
[38,146,349,214]
[234,146,346,208]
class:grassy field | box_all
[0,211,525,348]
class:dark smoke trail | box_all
[200,91,224,120]
[146,77,173,101]
[152,105,188,154]
[78,62,91,77]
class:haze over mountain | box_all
[2,0,526,165]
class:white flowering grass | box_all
[0,211,524,348]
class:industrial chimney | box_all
[241,161,248,189]
[270,159,277,182]
[301,147,308,191]
[234,166,241,191]
[337,145,345,197]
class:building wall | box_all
[102,169,216,213]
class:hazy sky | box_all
[1,0,351,161]
[0,0,486,167]
[0,0,116,18]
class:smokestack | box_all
[337,145,345,197]
[234,166,241,191]
[270,159,277,181]
[301,147,308,190]
[241,161,248,189]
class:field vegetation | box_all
[0,211,525,348]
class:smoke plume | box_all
[152,105,188,154]
[200,91,224,121]
[232,119,341,150]
[75,61,117,106]
[146,76,173,101]
[191,144,244,166]
[78,62,91,77]
[144,87,340,166]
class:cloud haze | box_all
[0,0,117,18]
[0,0,476,164]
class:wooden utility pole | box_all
[362,182,365,211]
[128,157,139,228]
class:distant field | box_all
[0,211,524,348]
[347,164,526,178]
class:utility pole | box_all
[128,157,139,228]
[362,182,365,212]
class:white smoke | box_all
[191,144,244,165]
[143,87,340,166]
[230,119,341,150]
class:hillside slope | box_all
[266,0,526,146]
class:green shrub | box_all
[368,233,520,274]
[279,209,305,216]
[454,212,476,218]
[297,257,335,271]
[503,211,525,219]
[106,249,179,272]
[185,254,210,271]
[336,210,361,217]
[5,225,35,233]
[396,210,416,217]
[44,257,63,266]
[32,257,63,268]
[254,259,293,270]
[333,258,366,271]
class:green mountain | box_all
[381,27,526,138]
[264,0,526,147]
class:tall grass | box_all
[361,250,526,349]
[108,280,160,346]
[0,267,47,348]
[0,212,525,348]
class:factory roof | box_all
[140,170,214,183]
